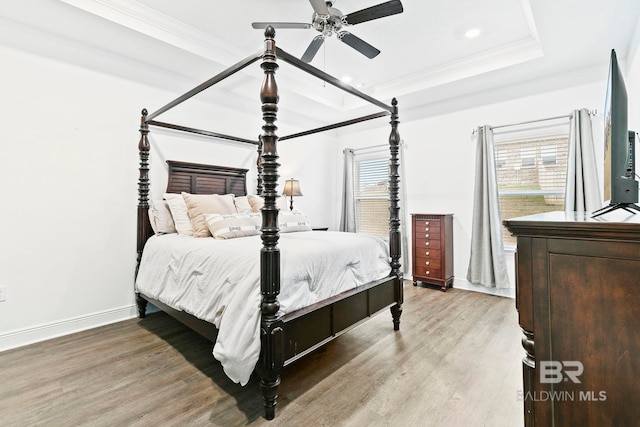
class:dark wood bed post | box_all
[256,26,284,421]
[388,98,403,330]
[136,108,151,318]
[257,135,264,195]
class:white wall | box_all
[0,40,339,351]
[626,20,640,166]
[0,44,268,350]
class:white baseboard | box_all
[0,305,138,352]
[408,275,515,299]
[451,277,515,298]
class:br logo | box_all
[540,361,584,384]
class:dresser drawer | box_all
[413,265,442,280]
[414,229,440,240]
[415,254,441,267]
[414,237,441,250]
[414,249,442,261]
[413,221,441,235]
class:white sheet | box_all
[135,231,390,385]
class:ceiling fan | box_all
[252,0,404,63]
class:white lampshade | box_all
[283,178,302,210]
[283,179,303,197]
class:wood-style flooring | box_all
[0,282,523,426]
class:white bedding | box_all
[135,231,391,385]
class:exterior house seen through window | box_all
[495,134,569,245]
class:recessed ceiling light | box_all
[464,28,482,39]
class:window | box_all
[541,145,557,166]
[495,134,569,245]
[354,155,390,237]
[520,147,536,168]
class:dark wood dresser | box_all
[411,213,453,291]
[504,211,640,426]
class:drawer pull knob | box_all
[425,233,430,238]
[425,221,430,225]
[426,271,430,275]
[425,227,429,231]
[425,251,430,256]
[425,242,430,246]
[425,261,430,266]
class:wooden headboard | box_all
[166,160,248,196]
[137,160,249,269]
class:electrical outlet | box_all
[0,286,6,302]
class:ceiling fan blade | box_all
[301,36,325,63]
[252,22,312,29]
[308,0,330,15]
[339,32,380,59]
[343,0,404,26]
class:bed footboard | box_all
[282,275,402,364]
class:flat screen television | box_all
[593,49,639,217]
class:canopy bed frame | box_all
[135,27,402,420]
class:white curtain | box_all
[466,126,510,289]
[340,148,356,232]
[564,109,602,212]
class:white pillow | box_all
[205,213,262,239]
[234,195,253,213]
[182,193,237,238]
[279,210,312,233]
[150,199,177,234]
[163,193,193,236]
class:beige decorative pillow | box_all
[164,193,193,236]
[182,192,237,238]
[205,213,262,239]
[279,210,312,233]
[248,195,264,212]
[148,208,158,234]
[234,195,252,213]
[150,199,177,234]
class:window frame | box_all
[352,150,391,238]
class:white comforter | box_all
[135,231,390,385]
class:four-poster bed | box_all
[135,27,403,420]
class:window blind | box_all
[354,157,390,236]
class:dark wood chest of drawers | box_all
[504,211,640,426]
[411,213,453,291]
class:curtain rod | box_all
[471,109,598,134]
[491,114,570,130]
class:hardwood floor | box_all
[0,282,523,426]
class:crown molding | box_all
[365,37,543,104]
[59,0,242,64]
